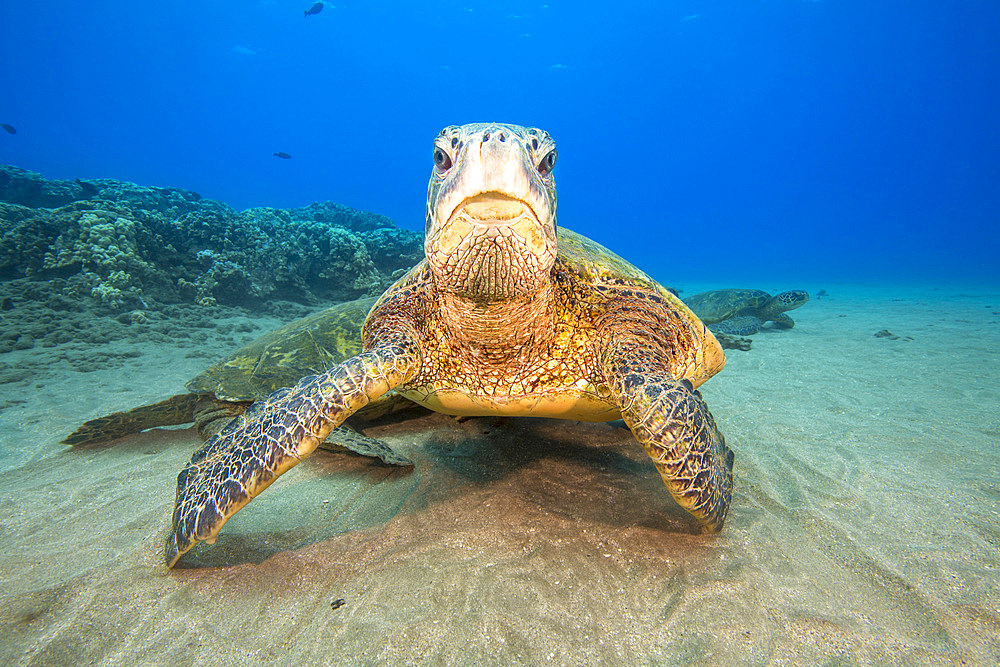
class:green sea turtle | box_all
[63,297,413,466]
[166,122,734,567]
[684,288,809,335]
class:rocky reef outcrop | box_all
[0,165,423,310]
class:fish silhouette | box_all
[1,124,16,135]
[273,152,292,159]
[304,2,323,17]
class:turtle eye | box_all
[433,147,452,172]
[537,149,557,176]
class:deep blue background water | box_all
[1,1,997,286]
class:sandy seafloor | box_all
[0,282,998,666]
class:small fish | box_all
[273,151,292,159]
[304,2,323,17]
[1,124,16,135]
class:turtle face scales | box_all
[424,123,558,302]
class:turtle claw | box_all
[165,522,187,568]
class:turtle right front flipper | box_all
[165,343,419,568]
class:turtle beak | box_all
[448,192,537,228]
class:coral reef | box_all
[0,165,423,311]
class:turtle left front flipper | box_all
[165,343,418,567]
[601,326,734,532]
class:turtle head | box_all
[774,290,810,311]
[424,123,558,302]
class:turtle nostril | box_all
[483,132,491,141]
[498,131,506,142]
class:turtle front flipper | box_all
[611,373,734,531]
[710,315,763,336]
[191,397,412,466]
[165,343,419,568]
[600,308,733,531]
[771,312,795,329]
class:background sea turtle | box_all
[684,288,809,335]
[63,297,413,465]
[166,123,735,567]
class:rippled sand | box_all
[1,284,998,665]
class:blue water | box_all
[1,0,998,285]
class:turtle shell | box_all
[683,289,771,324]
[555,228,724,386]
[187,297,377,401]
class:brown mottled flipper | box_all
[165,343,419,567]
[612,374,733,531]
[600,300,734,532]
[191,397,413,466]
